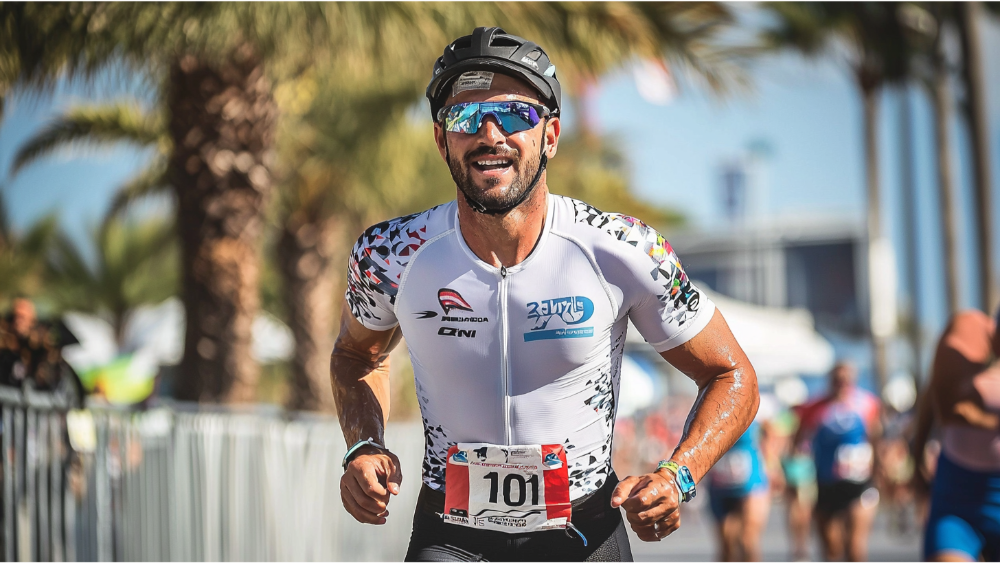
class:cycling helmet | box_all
[426,27,562,119]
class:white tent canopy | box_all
[626,288,835,382]
[62,297,294,374]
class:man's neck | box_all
[457,185,549,268]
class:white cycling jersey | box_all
[346,195,715,499]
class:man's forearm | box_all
[330,347,393,446]
[669,366,759,482]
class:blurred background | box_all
[0,2,997,561]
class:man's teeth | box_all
[477,159,511,166]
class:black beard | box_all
[447,144,542,213]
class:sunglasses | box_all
[437,101,550,135]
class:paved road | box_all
[628,497,921,562]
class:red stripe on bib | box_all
[541,444,571,521]
[444,446,470,515]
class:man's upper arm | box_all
[659,308,755,388]
[332,298,402,375]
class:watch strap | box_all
[343,438,386,470]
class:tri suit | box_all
[346,195,715,561]
[795,387,880,516]
[705,420,768,520]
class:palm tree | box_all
[43,217,177,346]
[2,3,457,403]
[762,2,913,393]
[897,3,963,315]
[957,2,997,312]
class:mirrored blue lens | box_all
[442,102,544,135]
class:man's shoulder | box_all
[553,195,669,249]
[352,201,456,258]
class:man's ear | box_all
[433,123,449,162]
[544,117,560,159]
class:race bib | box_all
[709,450,752,488]
[834,443,873,482]
[442,443,571,533]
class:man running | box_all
[793,361,881,562]
[912,310,1000,562]
[331,27,759,562]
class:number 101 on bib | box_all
[443,443,572,533]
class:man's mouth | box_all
[470,156,514,173]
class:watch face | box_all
[677,466,696,500]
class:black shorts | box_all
[404,472,633,562]
[815,480,873,516]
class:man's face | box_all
[433,73,560,211]
[829,363,857,396]
[12,299,35,336]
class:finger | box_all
[386,456,403,496]
[625,502,677,527]
[658,512,682,537]
[357,464,391,503]
[345,473,389,514]
[341,480,388,524]
[611,476,644,507]
[632,522,660,543]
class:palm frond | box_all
[104,158,171,222]
[11,100,167,175]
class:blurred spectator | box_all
[0,298,81,398]
[780,407,817,562]
[876,410,916,536]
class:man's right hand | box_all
[340,448,403,525]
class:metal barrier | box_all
[0,385,425,561]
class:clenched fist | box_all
[340,447,403,525]
[610,470,681,542]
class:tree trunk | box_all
[931,33,962,316]
[898,87,923,383]
[169,45,278,403]
[278,215,338,413]
[958,2,996,312]
[860,79,890,395]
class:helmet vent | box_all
[490,37,521,48]
[524,50,542,61]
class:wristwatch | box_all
[342,437,386,470]
[656,460,697,502]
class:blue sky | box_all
[1,9,999,362]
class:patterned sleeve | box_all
[345,209,440,330]
[575,201,715,352]
[345,229,400,331]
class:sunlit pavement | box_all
[628,498,922,562]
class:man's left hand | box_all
[610,470,680,542]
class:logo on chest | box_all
[418,288,489,335]
[524,296,595,342]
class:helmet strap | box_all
[454,119,549,216]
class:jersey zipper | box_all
[499,265,511,445]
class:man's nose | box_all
[476,115,507,145]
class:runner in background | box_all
[911,310,1000,562]
[705,396,779,561]
[793,361,881,562]
[778,403,817,562]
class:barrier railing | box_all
[0,385,425,561]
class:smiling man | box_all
[331,27,759,562]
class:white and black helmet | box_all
[426,27,562,119]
